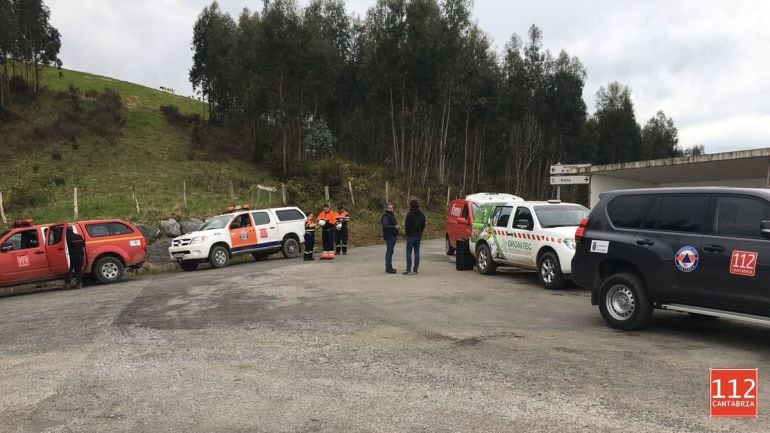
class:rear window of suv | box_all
[644,195,710,233]
[85,222,134,237]
[606,195,655,229]
[275,209,304,222]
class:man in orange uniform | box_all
[317,204,338,259]
[335,204,350,255]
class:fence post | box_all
[385,181,389,204]
[256,189,261,206]
[348,180,355,205]
[183,181,187,211]
[324,186,330,203]
[427,188,431,208]
[446,186,451,207]
[73,187,79,220]
[0,191,6,227]
[281,183,287,205]
[131,186,140,215]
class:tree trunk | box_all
[462,111,469,195]
[389,86,399,171]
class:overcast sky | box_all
[48,0,770,154]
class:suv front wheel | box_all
[538,251,566,290]
[598,273,652,330]
[476,244,496,275]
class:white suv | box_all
[469,200,589,289]
[169,206,306,271]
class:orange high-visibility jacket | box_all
[335,210,350,223]
[318,210,337,225]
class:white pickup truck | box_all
[168,206,306,271]
[469,200,589,289]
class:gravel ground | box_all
[1,239,768,432]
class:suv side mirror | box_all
[516,219,532,230]
[1,242,12,252]
[761,221,770,240]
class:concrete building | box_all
[577,148,770,207]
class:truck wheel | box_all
[209,245,230,268]
[282,237,301,258]
[445,236,455,256]
[180,260,198,271]
[538,251,566,290]
[94,256,124,284]
[598,273,652,331]
[476,244,496,275]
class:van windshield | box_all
[534,205,589,228]
[200,215,231,230]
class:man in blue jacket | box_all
[381,203,399,274]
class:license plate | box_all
[172,253,185,259]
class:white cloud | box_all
[47,0,770,154]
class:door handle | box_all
[635,239,655,246]
[269,227,275,229]
[34,250,45,255]
[704,244,725,253]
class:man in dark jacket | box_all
[64,226,86,289]
[403,199,426,275]
[381,203,399,274]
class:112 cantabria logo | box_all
[710,368,758,418]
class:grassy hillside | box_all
[0,67,275,223]
[0,67,446,248]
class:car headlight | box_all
[190,236,208,245]
[563,238,576,250]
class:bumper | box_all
[168,245,210,261]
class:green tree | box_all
[12,0,61,94]
[0,0,14,107]
[683,144,705,157]
[641,110,680,159]
[594,82,641,164]
[190,1,236,121]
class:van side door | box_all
[633,194,709,304]
[698,194,770,315]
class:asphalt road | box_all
[1,239,769,432]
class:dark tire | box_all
[476,244,497,275]
[282,237,301,258]
[180,260,198,271]
[252,252,271,261]
[598,273,652,330]
[445,235,455,256]
[94,256,124,284]
[208,245,230,268]
[537,251,566,290]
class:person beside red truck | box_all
[64,226,86,289]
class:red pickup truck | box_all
[0,219,146,288]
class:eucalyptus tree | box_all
[594,81,642,164]
[190,1,237,121]
[641,110,680,159]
